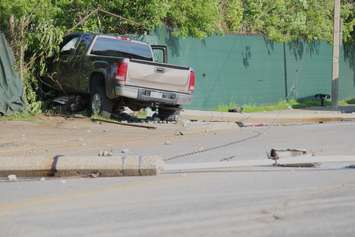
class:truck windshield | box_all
[91,37,153,61]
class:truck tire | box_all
[158,106,181,121]
[90,81,113,116]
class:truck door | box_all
[57,36,81,92]
[75,34,94,93]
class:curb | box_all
[181,110,355,125]
[0,155,164,177]
[163,155,355,173]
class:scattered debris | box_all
[235,121,266,128]
[145,107,156,118]
[121,148,129,154]
[197,146,205,152]
[235,121,245,127]
[220,156,236,162]
[7,174,17,182]
[164,140,172,145]
[52,96,70,105]
[314,93,330,106]
[276,163,319,168]
[91,117,157,129]
[175,131,184,136]
[98,150,113,157]
[51,95,87,113]
[268,148,309,165]
[228,107,243,113]
[181,120,189,127]
[272,214,282,220]
[122,106,134,115]
[89,172,101,178]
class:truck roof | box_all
[62,32,149,46]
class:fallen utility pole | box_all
[163,155,355,173]
[92,117,157,130]
[331,0,341,107]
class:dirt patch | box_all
[0,115,239,157]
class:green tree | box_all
[0,0,354,111]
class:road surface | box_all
[1,122,355,236]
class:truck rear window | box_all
[91,37,153,61]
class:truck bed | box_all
[126,59,191,94]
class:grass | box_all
[216,97,355,113]
[0,112,36,121]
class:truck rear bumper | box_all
[114,85,192,105]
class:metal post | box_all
[331,0,341,107]
[283,42,288,100]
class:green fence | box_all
[141,28,355,111]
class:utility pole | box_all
[331,0,341,107]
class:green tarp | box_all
[0,33,25,115]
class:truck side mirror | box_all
[151,45,168,64]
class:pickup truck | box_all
[46,33,195,120]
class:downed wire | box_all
[165,131,262,161]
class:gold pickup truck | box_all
[47,33,196,120]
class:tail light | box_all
[116,59,129,84]
[188,70,196,93]
[115,36,130,41]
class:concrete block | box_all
[0,156,54,177]
[55,155,163,177]
[0,155,163,177]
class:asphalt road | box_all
[130,121,355,163]
[1,122,355,237]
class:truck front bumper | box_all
[114,85,192,105]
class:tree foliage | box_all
[0,0,354,112]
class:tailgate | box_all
[126,60,190,93]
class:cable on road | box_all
[165,130,263,161]
[165,109,286,162]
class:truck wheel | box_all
[90,85,113,116]
[158,106,181,121]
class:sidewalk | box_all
[181,107,355,125]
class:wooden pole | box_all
[331,0,341,107]
[19,17,24,81]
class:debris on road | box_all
[228,107,243,113]
[220,156,236,162]
[164,140,172,145]
[268,148,309,165]
[314,93,330,106]
[235,121,266,128]
[121,148,129,154]
[51,95,87,113]
[276,163,319,168]
[98,150,113,157]
[7,174,17,182]
[198,146,205,151]
[89,172,101,178]
[175,131,184,136]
